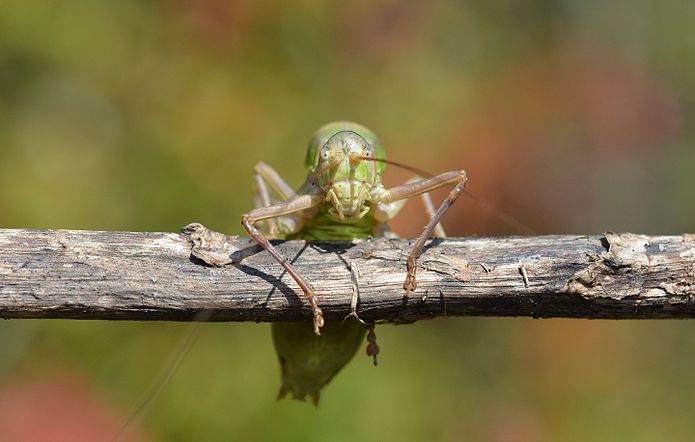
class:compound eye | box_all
[320,149,329,160]
[364,147,372,157]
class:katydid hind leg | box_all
[253,166,306,239]
[255,161,297,201]
[254,172,279,236]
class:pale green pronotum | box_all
[242,122,467,404]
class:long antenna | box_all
[460,187,536,235]
[357,156,432,178]
[358,156,537,235]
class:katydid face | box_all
[315,130,379,221]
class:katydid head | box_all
[306,122,386,221]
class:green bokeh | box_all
[1,1,694,440]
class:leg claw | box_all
[307,293,324,335]
[403,262,418,294]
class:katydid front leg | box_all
[241,193,324,335]
[371,170,467,294]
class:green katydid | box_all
[243,121,467,404]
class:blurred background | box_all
[0,0,694,440]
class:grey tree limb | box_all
[0,224,693,323]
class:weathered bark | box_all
[0,224,693,323]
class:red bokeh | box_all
[0,375,150,442]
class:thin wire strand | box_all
[113,309,213,441]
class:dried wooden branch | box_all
[0,224,693,323]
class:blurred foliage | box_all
[0,0,694,441]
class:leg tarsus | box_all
[306,293,324,335]
[403,255,418,293]
[366,324,379,366]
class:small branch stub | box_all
[0,226,693,323]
